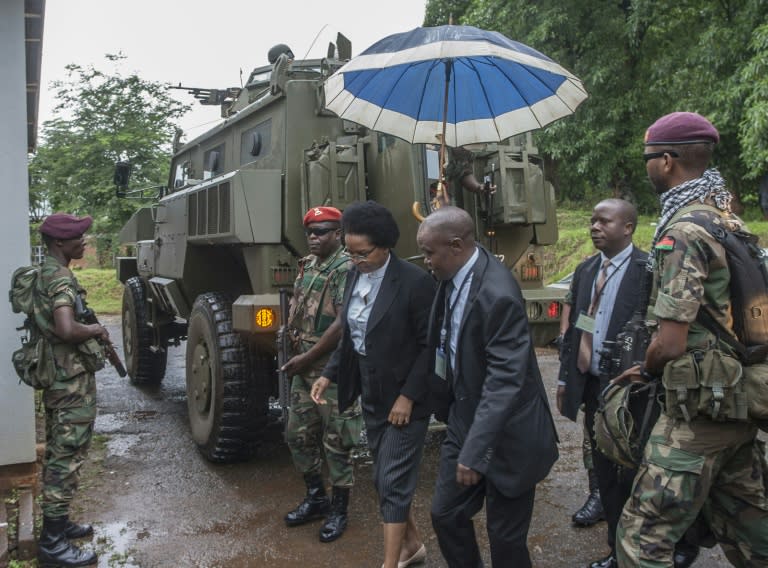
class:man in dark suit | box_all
[416,206,559,568]
[557,198,648,568]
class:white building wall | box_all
[0,0,37,466]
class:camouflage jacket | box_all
[34,255,95,383]
[649,202,741,353]
[288,246,350,358]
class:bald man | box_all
[417,207,558,568]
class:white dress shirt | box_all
[348,254,391,355]
[445,247,479,369]
[588,243,633,376]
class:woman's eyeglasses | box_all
[344,246,377,262]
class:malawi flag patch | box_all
[655,236,676,251]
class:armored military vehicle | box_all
[115,36,566,463]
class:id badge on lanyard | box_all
[575,312,596,334]
[435,347,448,380]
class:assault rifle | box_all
[598,315,652,380]
[276,288,292,423]
[598,261,654,379]
[594,263,658,468]
[74,294,127,377]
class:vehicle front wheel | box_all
[185,292,269,463]
[122,277,167,385]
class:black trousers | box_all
[583,374,636,553]
[431,428,536,568]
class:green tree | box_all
[29,54,189,258]
[740,23,768,181]
[423,0,768,211]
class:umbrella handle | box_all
[412,181,452,223]
[411,201,426,222]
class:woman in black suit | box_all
[311,201,435,568]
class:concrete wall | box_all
[0,0,37,466]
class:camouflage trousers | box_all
[616,414,768,567]
[42,404,96,518]
[285,374,362,488]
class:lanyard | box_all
[590,254,630,310]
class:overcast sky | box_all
[39,0,427,139]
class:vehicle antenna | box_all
[302,24,329,60]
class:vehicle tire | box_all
[122,277,168,385]
[185,292,270,463]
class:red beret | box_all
[303,206,342,226]
[39,213,93,239]
[644,112,719,146]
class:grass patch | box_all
[71,268,123,315]
[547,208,768,284]
[71,209,768,310]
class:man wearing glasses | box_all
[281,206,362,543]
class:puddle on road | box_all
[96,411,158,434]
[94,521,140,568]
[106,434,142,457]
[95,413,128,433]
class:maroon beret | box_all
[303,206,342,226]
[39,213,93,239]
[644,112,719,146]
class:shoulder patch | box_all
[655,236,676,251]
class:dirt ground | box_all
[72,316,728,567]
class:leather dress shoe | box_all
[572,489,605,527]
[588,554,616,568]
[673,541,700,568]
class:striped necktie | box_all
[576,259,611,374]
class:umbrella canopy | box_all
[324,25,588,148]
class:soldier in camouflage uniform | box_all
[282,206,362,543]
[34,213,109,567]
[615,112,768,567]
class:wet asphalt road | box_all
[76,316,728,567]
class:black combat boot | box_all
[37,516,97,567]
[284,473,330,527]
[673,542,699,568]
[572,468,605,527]
[63,516,94,539]
[319,486,350,543]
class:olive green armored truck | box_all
[115,37,566,463]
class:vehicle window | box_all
[425,147,440,181]
[203,144,225,180]
[173,161,191,189]
[239,120,272,165]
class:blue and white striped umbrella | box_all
[324,25,588,147]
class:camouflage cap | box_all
[644,112,719,146]
[303,206,342,226]
[39,213,93,239]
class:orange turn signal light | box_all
[255,307,276,329]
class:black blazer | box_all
[558,246,649,421]
[323,253,436,421]
[427,246,559,498]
